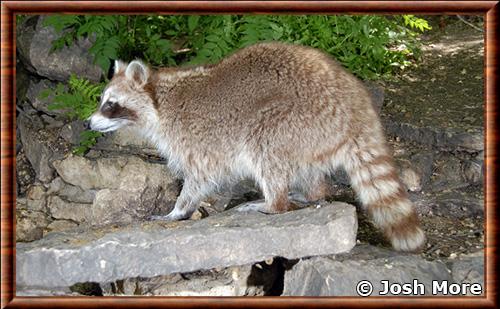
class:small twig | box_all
[16,105,34,121]
[456,15,483,32]
[173,48,191,54]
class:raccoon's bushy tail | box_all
[339,140,426,252]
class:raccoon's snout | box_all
[89,112,131,133]
[83,119,90,130]
[88,114,103,132]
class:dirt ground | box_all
[358,16,485,260]
[380,16,484,132]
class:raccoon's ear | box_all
[125,60,150,88]
[114,60,128,75]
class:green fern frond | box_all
[39,76,105,155]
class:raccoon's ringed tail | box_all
[369,201,426,252]
[341,147,426,252]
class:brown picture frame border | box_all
[1,1,497,308]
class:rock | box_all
[411,188,483,218]
[89,187,171,226]
[17,114,65,183]
[396,151,434,193]
[17,16,103,82]
[383,118,483,152]
[101,262,279,296]
[475,150,484,163]
[16,202,357,288]
[52,155,100,189]
[15,151,36,196]
[283,245,451,296]
[16,208,51,242]
[430,155,468,191]
[41,114,65,129]
[24,198,47,213]
[16,126,22,155]
[16,61,31,103]
[94,128,158,155]
[45,220,79,234]
[449,251,484,295]
[410,152,435,190]
[25,79,63,115]
[52,155,179,225]
[59,120,87,145]
[461,159,483,185]
[20,101,41,116]
[27,184,46,200]
[17,184,48,212]
[47,196,91,224]
[16,287,77,296]
[16,16,39,72]
[46,177,96,204]
[53,155,175,191]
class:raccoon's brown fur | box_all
[90,42,425,252]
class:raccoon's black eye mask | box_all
[101,100,137,121]
[102,100,117,111]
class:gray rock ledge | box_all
[17,202,357,288]
[283,245,453,296]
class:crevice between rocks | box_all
[68,257,301,297]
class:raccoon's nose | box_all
[83,120,91,130]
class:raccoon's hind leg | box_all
[236,182,291,214]
[338,139,426,252]
[237,168,292,214]
[151,178,214,221]
[289,172,329,205]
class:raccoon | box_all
[89,42,425,252]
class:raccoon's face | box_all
[89,60,156,133]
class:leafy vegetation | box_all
[39,75,105,155]
[43,14,430,79]
[41,75,104,120]
[40,14,430,154]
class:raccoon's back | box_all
[180,44,367,113]
[164,42,376,148]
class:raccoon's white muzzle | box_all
[89,112,129,133]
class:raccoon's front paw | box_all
[150,208,189,221]
[235,200,270,213]
[149,215,176,222]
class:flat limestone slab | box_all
[17,202,357,288]
[283,245,452,296]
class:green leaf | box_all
[205,35,220,42]
[38,89,51,99]
[188,15,200,32]
[95,55,111,73]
